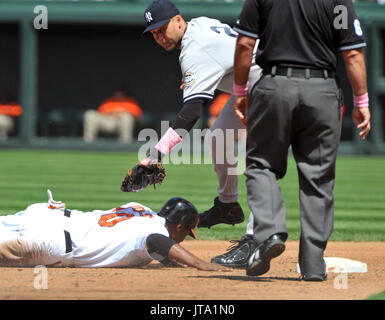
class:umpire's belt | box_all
[263,66,335,79]
[63,209,72,253]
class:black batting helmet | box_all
[158,197,199,239]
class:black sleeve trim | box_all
[171,98,206,134]
[146,233,176,262]
[339,42,366,51]
[233,27,259,39]
[149,98,207,162]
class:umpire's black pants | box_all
[245,71,342,276]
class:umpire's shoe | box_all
[301,274,327,282]
[246,233,286,276]
[211,235,257,268]
[198,197,244,228]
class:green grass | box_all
[0,149,384,241]
[367,290,385,300]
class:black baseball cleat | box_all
[211,235,257,268]
[300,274,327,282]
[198,197,245,228]
[246,233,286,276]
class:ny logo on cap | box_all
[145,11,153,23]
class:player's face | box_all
[151,16,183,51]
[169,223,191,243]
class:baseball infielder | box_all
[0,190,228,271]
[123,0,262,230]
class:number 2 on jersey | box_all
[210,26,237,38]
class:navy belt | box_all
[64,209,72,253]
[64,209,71,218]
[263,66,335,79]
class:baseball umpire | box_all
[213,0,371,280]
[0,190,229,271]
[121,0,262,230]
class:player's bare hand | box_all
[211,263,232,272]
[234,95,249,126]
[168,244,231,272]
[180,77,185,90]
[161,258,187,268]
[352,107,371,140]
[197,261,232,272]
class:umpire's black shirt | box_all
[233,0,366,72]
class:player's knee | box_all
[0,239,35,267]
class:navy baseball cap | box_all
[143,0,180,34]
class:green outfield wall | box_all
[0,0,384,154]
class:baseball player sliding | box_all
[0,190,229,271]
[121,0,262,230]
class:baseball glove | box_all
[121,160,166,192]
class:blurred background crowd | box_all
[0,0,384,155]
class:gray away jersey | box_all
[180,17,261,103]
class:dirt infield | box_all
[0,241,384,300]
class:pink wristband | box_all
[354,93,369,108]
[155,127,182,155]
[233,82,249,96]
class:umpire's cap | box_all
[158,197,198,239]
[143,0,179,34]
